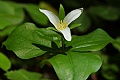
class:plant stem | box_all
[61,35,65,50]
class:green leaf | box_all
[0,26,16,39]
[89,6,119,20]
[24,4,48,26]
[4,23,61,59]
[46,27,57,31]
[34,28,61,41]
[4,23,45,59]
[5,69,42,80]
[59,4,65,20]
[0,52,11,71]
[70,23,81,29]
[0,1,24,29]
[66,28,113,51]
[33,28,61,47]
[0,19,11,30]
[49,52,102,80]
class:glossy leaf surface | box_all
[4,23,60,59]
[65,29,113,51]
[49,52,102,80]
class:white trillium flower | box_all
[39,8,83,41]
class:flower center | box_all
[57,20,68,30]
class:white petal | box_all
[60,27,71,41]
[63,8,83,25]
[39,9,60,28]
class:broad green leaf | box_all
[33,28,61,47]
[89,6,119,20]
[5,69,42,80]
[0,1,14,15]
[65,28,113,51]
[0,1,24,29]
[4,23,45,59]
[34,28,61,41]
[24,4,48,26]
[49,52,102,80]
[0,26,16,38]
[0,52,11,71]
[0,19,11,30]
[4,23,61,59]
[59,4,65,20]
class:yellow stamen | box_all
[57,20,68,30]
